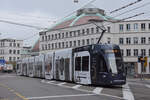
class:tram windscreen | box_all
[107,53,118,74]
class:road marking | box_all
[14,92,28,100]
[145,84,150,88]
[72,85,82,89]
[26,94,96,99]
[93,87,103,94]
[57,82,66,86]
[122,83,134,100]
[41,80,123,99]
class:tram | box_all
[16,44,126,85]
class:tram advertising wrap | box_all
[16,44,126,86]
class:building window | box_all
[70,32,72,37]
[13,43,16,47]
[82,29,85,35]
[10,43,12,47]
[13,57,16,61]
[66,32,68,38]
[86,39,89,45]
[134,23,138,30]
[52,34,54,40]
[78,40,80,46]
[45,36,47,41]
[107,26,111,33]
[82,39,85,45]
[141,23,146,30]
[17,57,20,60]
[148,37,150,44]
[133,37,138,44]
[13,50,16,54]
[17,50,20,54]
[91,28,94,34]
[74,41,76,47]
[62,42,64,48]
[121,49,124,56]
[77,30,80,36]
[9,57,12,61]
[86,28,89,34]
[45,44,47,50]
[55,43,57,49]
[126,49,131,56]
[9,50,12,54]
[74,31,76,37]
[96,27,99,33]
[119,38,124,44]
[126,38,131,44]
[119,24,124,31]
[126,24,130,31]
[48,35,50,40]
[17,43,20,47]
[55,34,57,40]
[134,49,138,56]
[42,36,44,41]
[66,42,68,48]
[58,43,61,48]
[141,37,146,44]
[42,44,44,50]
[107,38,111,44]
[149,49,150,56]
[58,33,61,39]
[70,41,72,47]
[62,33,64,38]
[141,49,146,56]
[91,38,94,44]
[48,44,50,49]
[149,23,150,30]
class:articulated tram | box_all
[16,44,126,85]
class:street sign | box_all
[0,59,6,67]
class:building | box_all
[0,38,23,63]
[20,46,32,59]
[39,7,150,77]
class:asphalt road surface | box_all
[0,73,150,100]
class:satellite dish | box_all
[74,0,78,3]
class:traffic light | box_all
[144,57,147,67]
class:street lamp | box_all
[88,19,106,44]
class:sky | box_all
[0,0,150,46]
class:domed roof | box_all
[48,8,117,31]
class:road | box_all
[0,73,150,100]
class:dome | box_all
[48,8,117,31]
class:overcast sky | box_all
[0,0,150,46]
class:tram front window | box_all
[107,53,118,74]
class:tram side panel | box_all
[54,48,72,82]
[16,60,23,75]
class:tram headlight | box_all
[103,75,106,78]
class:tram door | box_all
[45,54,53,80]
[74,51,91,84]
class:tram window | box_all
[82,56,89,71]
[75,57,81,71]
[17,64,19,70]
[65,58,70,68]
[60,58,65,75]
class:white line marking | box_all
[122,83,134,100]
[57,82,66,86]
[41,80,123,99]
[72,85,82,89]
[93,87,103,94]
[26,94,96,99]
[145,84,150,88]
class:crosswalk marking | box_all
[72,85,82,89]
[57,82,66,86]
[145,84,150,88]
[122,83,134,100]
[93,87,103,94]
